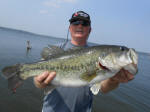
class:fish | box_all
[2,45,138,95]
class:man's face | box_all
[69,20,91,41]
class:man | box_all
[34,11,134,112]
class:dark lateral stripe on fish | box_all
[22,61,97,71]
[22,65,81,71]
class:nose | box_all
[77,24,83,27]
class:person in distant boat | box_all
[27,40,31,50]
[34,11,134,112]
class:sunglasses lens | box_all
[71,21,80,25]
[71,21,90,26]
[82,22,90,26]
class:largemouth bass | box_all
[2,45,138,95]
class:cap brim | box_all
[69,17,90,23]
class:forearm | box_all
[100,79,119,94]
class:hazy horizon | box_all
[0,26,149,54]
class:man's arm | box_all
[100,69,134,93]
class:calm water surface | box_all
[0,27,150,112]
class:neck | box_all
[71,39,87,46]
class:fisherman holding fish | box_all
[33,11,135,112]
[2,11,137,112]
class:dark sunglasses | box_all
[71,20,90,26]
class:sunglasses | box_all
[71,20,90,26]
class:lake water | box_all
[0,27,150,112]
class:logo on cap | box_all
[69,11,91,23]
[73,12,88,18]
[74,13,78,17]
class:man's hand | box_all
[110,68,134,83]
[34,71,56,89]
[100,69,134,93]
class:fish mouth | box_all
[123,48,138,75]
[129,48,138,65]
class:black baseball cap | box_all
[69,11,91,24]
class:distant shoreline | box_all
[0,26,149,54]
[0,26,64,40]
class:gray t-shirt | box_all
[42,41,93,112]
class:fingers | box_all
[124,70,134,81]
[36,71,49,83]
[119,69,129,83]
[111,69,134,83]
[111,69,125,82]
[34,71,56,88]
[44,72,56,84]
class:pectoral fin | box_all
[90,82,101,95]
[80,69,98,82]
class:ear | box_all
[89,27,91,33]
[69,25,71,31]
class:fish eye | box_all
[120,46,126,51]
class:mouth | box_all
[75,29,83,33]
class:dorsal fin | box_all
[41,45,64,60]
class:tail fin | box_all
[2,64,23,93]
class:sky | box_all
[0,0,150,53]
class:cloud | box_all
[40,10,48,14]
[63,0,76,3]
[43,0,77,8]
[43,1,60,8]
